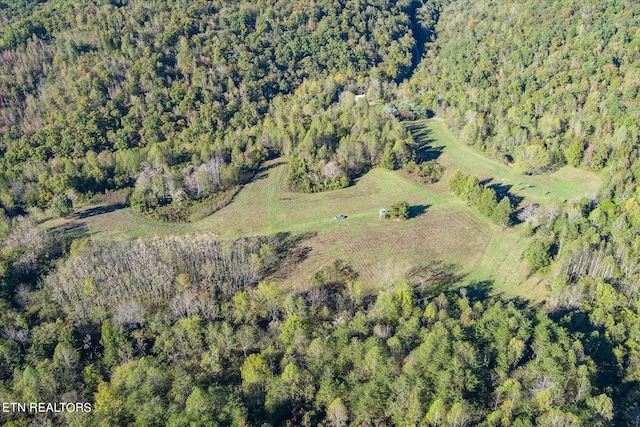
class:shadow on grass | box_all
[274,231,318,250]
[462,280,495,303]
[421,145,445,162]
[265,231,318,282]
[409,204,430,219]
[478,177,525,206]
[408,261,466,297]
[512,203,540,226]
[48,221,92,239]
[487,182,523,206]
[262,160,286,172]
[462,281,536,310]
[405,122,445,162]
[253,161,286,181]
[73,203,126,219]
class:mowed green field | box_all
[406,119,602,205]
[398,119,603,301]
[44,120,602,301]
[47,159,497,294]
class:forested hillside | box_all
[0,0,431,220]
[408,0,640,174]
[1,0,640,425]
[0,219,619,426]
[405,1,640,424]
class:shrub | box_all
[477,188,498,217]
[523,239,552,272]
[491,197,513,226]
[51,194,73,218]
[388,201,409,219]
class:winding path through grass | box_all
[44,121,602,301]
[45,159,495,294]
[406,119,601,204]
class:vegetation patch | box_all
[46,234,284,324]
[45,160,495,292]
[403,159,444,183]
[448,170,513,226]
[405,120,602,204]
[385,201,410,219]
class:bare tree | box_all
[1,327,29,348]
[517,203,539,223]
[1,216,57,275]
[170,290,196,320]
[236,325,256,358]
[113,300,145,327]
[183,156,225,198]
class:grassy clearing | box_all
[405,119,602,206]
[44,119,601,302]
[44,159,501,295]
[461,229,549,302]
[44,158,544,300]
[402,119,606,301]
[271,207,491,293]
[401,119,606,301]
[49,159,454,240]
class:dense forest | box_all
[0,220,621,426]
[1,0,640,425]
[0,0,433,220]
[407,0,640,174]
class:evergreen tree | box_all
[477,188,498,217]
[492,197,513,226]
[51,194,72,218]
